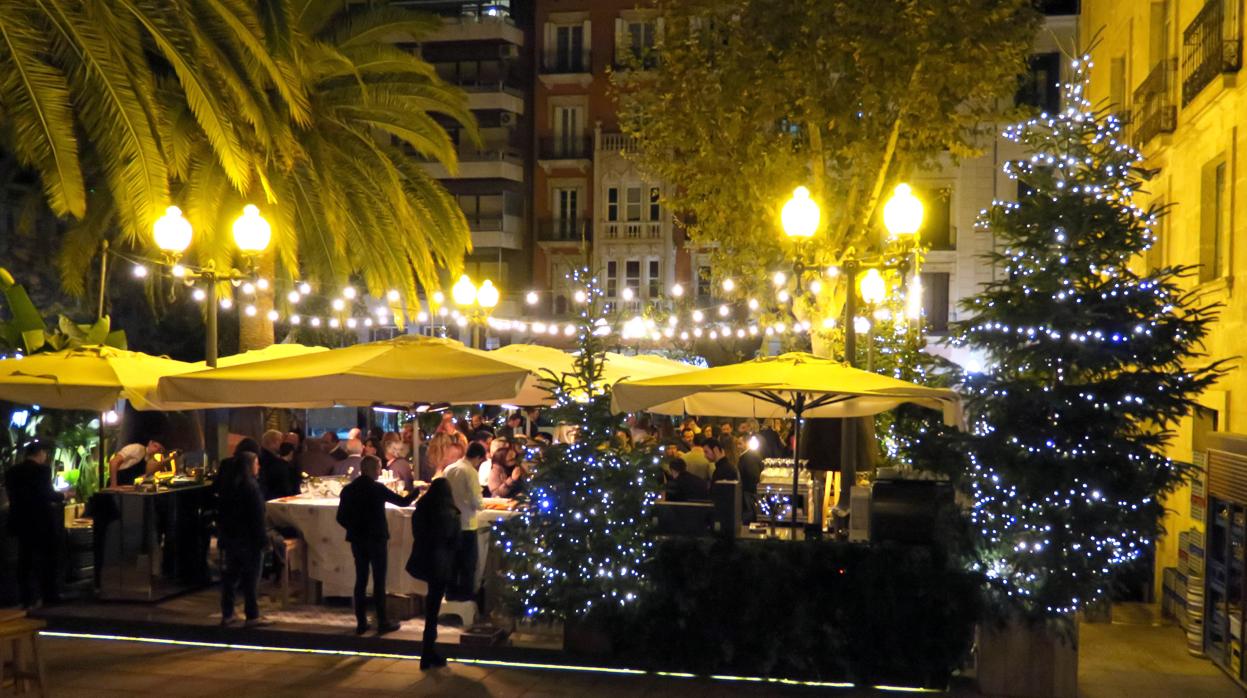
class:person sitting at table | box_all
[259,430,298,500]
[706,435,740,483]
[498,412,523,440]
[438,442,486,602]
[384,439,414,491]
[336,455,417,635]
[680,435,713,481]
[405,478,459,671]
[332,438,365,478]
[665,458,709,502]
[487,441,523,498]
[108,438,165,487]
[218,451,271,628]
[6,440,63,608]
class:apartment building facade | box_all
[1083,0,1245,681]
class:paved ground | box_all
[15,603,1246,697]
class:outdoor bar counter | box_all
[92,484,213,601]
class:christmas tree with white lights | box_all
[494,268,658,622]
[951,55,1228,618]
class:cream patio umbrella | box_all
[612,352,962,528]
[147,343,330,411]
[485,344,698,405]
[155,335,531,409]
[0,346,198,411]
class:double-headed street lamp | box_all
[781,182,924,368]
[451,274,500,348]
[153,204,272,368]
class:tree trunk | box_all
[238,254,275,351]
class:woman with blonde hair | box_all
[421,433,464,481]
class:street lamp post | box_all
[153,204,271,463]
[451,274,500,348]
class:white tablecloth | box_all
[267,495,517,598]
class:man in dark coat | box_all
[336,455,416,635]
[259,430,297,499]
[664,458,709,502]
[5,440,63,607]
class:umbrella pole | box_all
[791,394,806,537]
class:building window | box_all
[1201,157,1229,282]
[649,186,661,221]
[625,260,642,297]
[606,260,618,297]
[616,18,657,68]
[1017,52,1061,113]
[696,264,712,298]
[920,187,954,250]
[921,272,951,334]
[626,186,642,221]
[554,24,585,72]
[553,105,584,157]
[647,259,661,298]
[607,187,619,221]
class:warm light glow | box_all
[772,271,787,287]
[858,268,887,305]
[153,206,193,254]
[432,291,445,305]
[853,316,871,334]
[573,289,588,304]
[266,310,279,322]
[670,283,684,298]
[387,289,401,303]
[747,298,759,311]
[241,282,255,295]
[621,286,636,301]
[809,279,823,295]
[883,183,924,239]
[781,186,820,239]
[721,278,735,292]
[192,288,206,302]
[331,298,345,312]
[525,290,539,305]
[256,278,269,291]
[232,205,271,254]
[132,265,148,278]
[692,310,705,323]
[718,305,729,317]
[244,305,257,317]
[299,282,312,295]
[452,275,477,306]
[171,264,186,278]
[748,435,760,451]
[287,290,301,303]
[477,279,500,309]
[343,286,357,300]
[220,298,233,310]
[905,275,923,320]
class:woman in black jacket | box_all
[405,478,459,670]
[218,451,270,627]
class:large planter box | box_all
[977,619,1078,698]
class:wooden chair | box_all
[277,536,308,609]
[0,617,48,696]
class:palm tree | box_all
[3,1,475,350]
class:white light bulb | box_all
[748,298,759,311]
[417,311,429,323]
[574,289,588,304]
[342,286,357,300]
[722,278,735,292]
[266,310,279,322]
[718,305,729,317]
[773,271,787,287]
[290,315,301,325]
[220,298,233,310]
[132,265,148,278]
[670,283,684,298]
[387,289,401,303]
[299,282,312,295]
[244,305,257,317]
[255,278,269,291]
[810,279,823,295]
[310,317,321,327]
[525,290,539,306]
[241,282,255,295]
[192,288,206,302]
[171,264,186,278]
[287,290,301,303]
[692,310,705,323]
[347,318,357,329]
[621,287,635,301]
[329,318,340,329]
[777,289,790,303]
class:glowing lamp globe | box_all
[452,274,478,306]
[781,186,820,239]
[233,205,271,254]
[154,206,193,254]
[477,280,500,309]
[883,183,924,239]
[858,268,887,305]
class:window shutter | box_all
[582,20,592,69]
[615,18,627,65]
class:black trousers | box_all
[448,531,478,602]
[423,579,446,653]
[16,534,57,607]
[220,543,262,620]
[350,538,389,625]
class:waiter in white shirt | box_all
[437,441,486,601]
[109,440,165,487]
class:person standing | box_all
[405,478,459,671]
[336,455,417,635]
[217,451,271,627]
[108,439,164,487]
[5,441,63,608]
[438,442,486,602]
[332,439,365,477]
[259,430,296,499]
[707,435,740,483]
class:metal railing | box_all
[598,132,639,153]
[536,218,592,243]
[1182,0,1242,105]
[541,50,591,74]
[538,135,593,160]
[1133,59,1177,145]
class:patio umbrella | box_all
[0,346,197,411]
[189,342,327,369]
[154,335,531,409]
[484,344,698,405]
[612,352,962,528]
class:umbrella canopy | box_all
[611,352,961,425]
[190,343,327,369]
[485,344,698,405]
[0,346,198,411]
[155,335,531,409]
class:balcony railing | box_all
[598,132,639,153]
[602,220,661,240]
[538,136,593,160]
[536,218,592,243]
[1182,0,1242,105]
[1133,59,1178,145]
[541,51,591,74]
